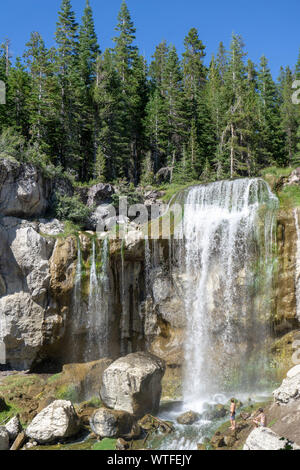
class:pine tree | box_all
[78,0,100,180]
[112,0,146,183]
[54,0,80,171]
[257,55,284,167]
[217,34,248,178]
[182,28,209,177]
[279,66,298,166]
[23,32,53,153]
[144,87,169,173]
[94,50,122,181]
[162,45,186,174]
[149,40,169,90]
[7,57,31,138]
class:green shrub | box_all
[52,193,91,228]
[55,384,79,402]
[0,127,25,162]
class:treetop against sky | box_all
[0,0,299,77]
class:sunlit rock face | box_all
[0,217,65,369]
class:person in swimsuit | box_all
[230,398,236,431]
[253,408,266,428]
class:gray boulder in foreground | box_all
[243,427,300,450]
[273,369,300,404]
[5,416,21,441]
[0,426,9,450]
[25,400,80,444]
[90,408,137,439]
[100,352,166,418]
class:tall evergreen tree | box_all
[257,55,284,167]
[112,0,146,183]
[78,0,100,180]
[54,0,80,171]
[279,66,298,165]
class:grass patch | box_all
[278,185,300,209]
[0,402,22,425]
[55,384,79,402]
[157,181,200,203]
[85,396,102,408]
[47,373,63,384]
[0,374,44,392]
[92,439,117,451]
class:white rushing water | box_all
[154,178,278,451]
[86,238,110,361]
[293,209,300,321]
[179,178,278,408]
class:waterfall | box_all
[145,236,151,295]
[120,239,128,356]
[73,238,83,332]
[178,178,278,406]
[293,209,300,321]
[86,238,110,361]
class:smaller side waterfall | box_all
[86,238,110,361]
[73,237,83,332]
[294,209,300,321]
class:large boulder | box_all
[25,400,80,444]
[5,416,21,441]
[87,183,114,208]
[273,369,300,404]
[100,352,166,418]
[0,426,9,450]
[90,408,138,439]
[243,427,300,450]
[0,159,49,217]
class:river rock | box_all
[176,411,200,425]
[25,400,80,444]
[100,352,166,418]
[5,415,21,441]
[243,427,300,450]
[90,408,137,439]
[204,404,227,420]
[0,426,9,450]
[273,370,300,404]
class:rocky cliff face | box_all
[0,159,299,387]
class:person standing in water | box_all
[230,399,236,431]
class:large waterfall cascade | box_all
[179,178,278,406]
[148,178,279,451]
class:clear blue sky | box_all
[1,0,299,78]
